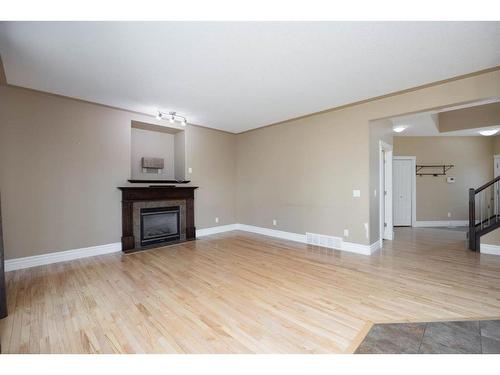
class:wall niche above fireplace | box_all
[130,121,186,182]
[118,186,198,253]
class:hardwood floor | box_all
[1,227,500,353]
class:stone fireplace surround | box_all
[118,186,198,253]
[134,200,185,248]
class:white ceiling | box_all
[392,113,440,136]
[392,98,500,136]
[1,22,499,133]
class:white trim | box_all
[5,223,381,272]
[393,156,417,227]
[236,224,307,243]
[199,223,379,255]
[5,242,122,272]
[237,224,378,256]
[372,239,383,253]
[196,224,239,237]
[480,243,500,255]
[343,240,381,255]
[414,220,469,227]
[379,141,394,242]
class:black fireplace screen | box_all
[140,206,180,246]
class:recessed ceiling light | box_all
[479,129,499,136]
[393,126,407,133]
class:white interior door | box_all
[393,159,413,226]
[379,141,393,241]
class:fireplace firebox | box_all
[140,206,180,246]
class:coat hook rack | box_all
[416,164,454,177]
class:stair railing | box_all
[469,175,500,251]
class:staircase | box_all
[469,175,500,250]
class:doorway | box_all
[393,156,416,227]
[379,141,393,241]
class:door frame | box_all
[393,155,417,227]
[493,154,500,175]
[379,141,393,241]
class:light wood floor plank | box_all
[1,227,500,353]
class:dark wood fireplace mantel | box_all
[118,186,198,253]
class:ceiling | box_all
[0,22,499,133]
[392,99,500,136]
[392,113,441,136]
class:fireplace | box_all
[140,206,180,246]
[118,186,198,253]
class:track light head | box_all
[156,110,188,127]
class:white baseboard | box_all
[236,224,378,256]
[196,223,378,255]
[236,224,307,243]
[343,239,381,255]
[5,242,122,272]
[480,243,500,256]
[5,223,381,272]
[196,224,240,237]
[414,220,468,228]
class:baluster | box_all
[485,189,488,227]
[495,182,497,218]
[496,181,498,219]
[478,192,480,229]
[486,189,488,226]
[489,186,492,226]
[469,189,476,250]
[496,183,498,219]
[479,192,483,229]
[495,181,499,221]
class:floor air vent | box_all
[306,232,342,250]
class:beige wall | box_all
[0,56,6,85]
[236,110,370,242]
[439,102,500,132]
[131,127,176,180]
[174,131,186,181]
[493,135,500,155]
[185,125,237,228]
[394,136,494,221]
[0,85,236,260]
[481,226,500,246]
[2,69,500,259]
[369,119,394,242]
[236,69,500,245]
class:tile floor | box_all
[355,320,500,354]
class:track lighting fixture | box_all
[156,111,188,126]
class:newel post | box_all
[469,188,476,251]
